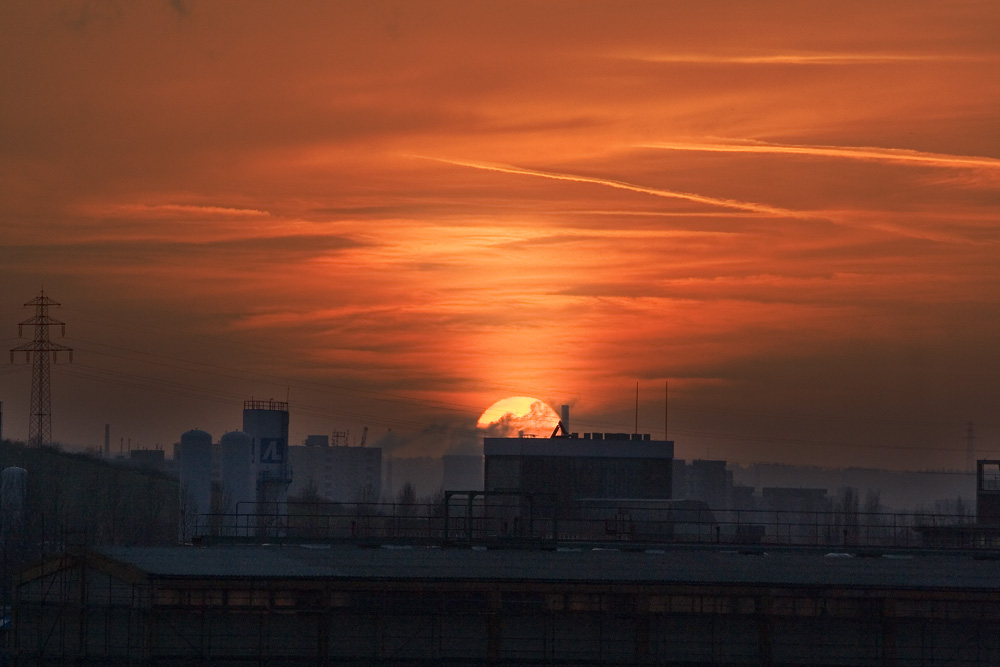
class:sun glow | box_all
[476,396,561,437]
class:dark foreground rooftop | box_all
[15,543,1000,666]
[91,543,1000,592]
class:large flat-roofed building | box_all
[484,433,674,509]
[287,444,381,502]
[12,543,1000,665]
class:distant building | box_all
[673,459,732,508]
[304,434,329,447]
[484,432,673,511]
[127,448,165,472]
[977,460,1000,523]
[177,429,213,542]
[383,456,443,499]
[287,444,381,502]
[243,400,292,536]
[760,487,829,514]
[442,454,483,491]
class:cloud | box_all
[86,203,272,219]
[168,0,190,17]
[626,53,992,65]
[0,234,364,274]
[412,155,804,218]
[641,139,1000,170]
[372,422,479,458]
[480,399,560,438]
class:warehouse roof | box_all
[79,544,1000,592]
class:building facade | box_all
[12,544,1000,665]
[484,433,674,510]
[287,444,382,503]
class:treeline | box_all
[0,440,178,557]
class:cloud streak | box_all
[411,155,804,218]
[85,203,273,219]
[627,53,993,65]
[641,139,1000,170]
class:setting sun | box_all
[476,397,560,437]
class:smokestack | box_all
[104,424,110,459]
[561,405,570,435]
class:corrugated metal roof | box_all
[90,544,1000,591]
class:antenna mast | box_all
[10,290,73,447]
[634,382,639,434]
[966,421,976,473]
[664,380,669,441]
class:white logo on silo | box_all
[259,438,285,463]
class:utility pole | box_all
[10,290,73,447]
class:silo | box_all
[243,400,291,536]
[1,467,28,563]
[219,430,254,536]
[178,429,212,542]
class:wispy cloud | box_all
[628,53,991,65]
[641,139,1000,170]
[411,155,802,218]
[83,203,272,219]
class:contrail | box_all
[629,53,988,66]
[411,155,801,218]
[641,139,1000,170]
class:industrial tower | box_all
[243,399,292,537]
[10,290,73,447]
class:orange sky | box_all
[1,1,998,469]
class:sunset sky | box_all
[1,1,998,470]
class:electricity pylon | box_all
[10,290,73,447]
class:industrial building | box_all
[287,440,382,503]
[12,543,1000,665]
[484,432,674,510]
[177,400,293,540]
[442,454,484,492]
[177,428,212,542]
[977,460,1000,523]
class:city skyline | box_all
[1,2,998,469]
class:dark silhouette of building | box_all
[128,447,165,471]
[442,454,483,492]
[977,460,1000,523]
[12,544,1000,665]
[484,432,674,510]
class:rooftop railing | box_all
[187,499,993,550]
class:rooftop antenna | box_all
[634,382,639,434]
[10,289,73,447]
[966,421,976,473]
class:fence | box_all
[191,499,995,550]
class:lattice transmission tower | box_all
[10,290,73,447]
